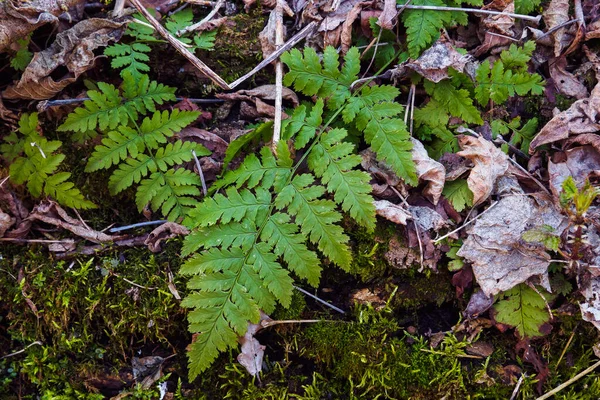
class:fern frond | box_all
[475,60,544,106]
[45,172,96,209]
[108,154,155,194]
[104,42,151,79]
[401,0,452,58]
[307,128,375,231]
[181,222,258,256]
[85,127,142,172]
[428,80,483,124]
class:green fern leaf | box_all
[515,0,541,14]
[308,128,375,230]
[430,80,483,124]
[475,60,544,106]
[494,284,550,338]
[442,179,473,212]
[45,172,96,209]
[190,187,272,227]
[182,222,258,256]
[104,42,151,79]
[401,0,452,58]
[108,154,155,194]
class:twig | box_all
[510,374,525,400]
[433,201,499,243]
[294,285,346,314]
[409,83,415,135]
[526,281,552,319]
[109,220,168,233]
[493,136,530,160]
[261,319,324,328]
[0,238,72,244]
[229,22,318,90]
[362,29,382,78]
[556,325,577,369]
[536,19,579,41]
[536,359,600,400]
[398,5,542,23]
[177,0,226,36]
[271,0,286,153]
[487,31,519,42]
[129,0,230,90]
[112,0,125,17]
[0,176,9,188]
[184,0,218,5]
[1,341,43,360]
[420,348,483,359]
[507,157,552,197]
[106,268,157,290]
[192,150,208,196]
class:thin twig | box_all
[129,0,230,90]
[109,220,168,233]
[184,0,218,5]
[556,325,577,369]
[507,157,552,197]
[177,0,226,36]
[229,22,318,90]
[1,341,43,360]
[0,176,9,188]
[536,359,600,400]
[361,29,382,78]
[433,201,500,243]
[272,0,285,153]
[0,238,72,244]
[420,348,483,359]
[398,5,542,23]
[37,97,224,111]
[510,374,525,400]
[487,31,519,42]
[112,0,125,17]
[536,19,579,41]
[294,285,346,314]
[192,150,208,196]
[409,83,416,135]
[108,269,157,290]
[526,281,552,319]
[261,319,324,328]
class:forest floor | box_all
[1,0,600,398]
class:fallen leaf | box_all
[3,18,125,100]
[217,85,299,119]
[385,235,439,270]
[581,277,600,331]
[258,9,281,57]
[144,222,189,253]
[340,1,365,53]
[530,82,600,152]
[177,127,229,156]
[457,195,567,296]
[408,205,448,231]
[376,0,397,30]
[237,312,272,376]
[0,209,15,237]
[549,56,589,99]
[374,200,411,225]
[411,138,445,204]
[548,146,600,198]
[464,290,495,319]
[404,40,474,83]
[543,0,570,57]
[457,135,509,205]
[0,0,83,53]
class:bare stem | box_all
[271,0,285,153]
[177,0,226,36]
[536,359,600,400]
[398,5,542,23]
[294,285,346,314]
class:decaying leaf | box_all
[549,56,589,99]
[144,222,190,253]
[543,0,570,57]
[457,195,567,296]
[457,135,509,205]
[376,0,397,30]
[3,18,125,100]
[411,138,445,204]
[530,82,600,152]
[217,85,299,119]
[0,209,15,238]
[237,312,272,376]
[374,200,410,225]
[548,145,600,199]
[404,40,474,83]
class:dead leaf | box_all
[548,146,600,198]
[405,40,474,83]
[549,56,589,99]
[530,82,600,152]
[217,85,299,119]
[3,18,125,100]
[543,0,570,57]
[581,277,600,331]
[457,135,509,205]
[237,312,272,376]
[177,127,229,156]
[258,9,281,57]
[340,1,365,53]
[318,0,363,48]
[374,200,411,225]
[457,195,567,296]
[0,98,18,125]
[377,0,397,30]
[385,235,438,270]
[0,0,83,53]
[0,209,15,237]
[464,290,494,319]
[144,222,189,252]
[482,1,515,36]
[411,138,445,204]
[351,287,386,310]
[28,201,115,243]
[408,205,448,231]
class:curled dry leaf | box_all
[411,138,445,204]
[530,82,600,152]
[259,9,283,57]
[404,40,474,83]
[0,0,83,53]
[144,222,190,253]
[374,200,411,225]
[237,311,272,376]
[457,135,509,206]
[543,0,570,57]
[217,85,299,119]
[340,1,365,53]
[549,56,589,99]
[472,1,515,56]
[457,195,567,296]
[548,145,600,198]
[28,201,115,243]
[0,209,15,238]
[377,0,397,30]
[318,0,363,48]
[3,18,125,100]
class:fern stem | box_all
[191,149,208,196]
[398,5,542,23]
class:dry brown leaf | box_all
[457,135,509,205]
[0,97,18,125]
[411,138,445,204]
[217,85,298,119]
[340,1,365,53]
[28,201,115,243]
[258,9,281,57]
[376,0,397,30]
[3,18,125,100]
[565,133,600,153]
[543,0,570,57]
[408,205,448,231]
[318,0,363,48]
[580,277,600,331]
[237,312,272,376]
[177,127,229,156]
[144,222,189,253]
[0,0,83,53]
[548,146,600,198]
[530,82,600,152]
[405,40,473,83]
[457,195,567,296]
[482,1,514,35]
[0,209,15,238]
[374,200,410,225]
[550,56,589,99]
